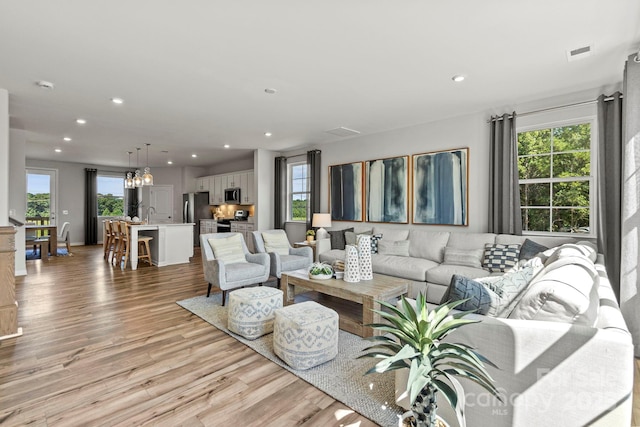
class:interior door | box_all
[26,168,57,225]
[149,185,174,222]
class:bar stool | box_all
[111,221,123,266]
[103,220,113,260]
[115,221,131,267]
[137,235,153,266]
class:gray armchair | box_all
[251,229,313,288]
[200,233,270,305]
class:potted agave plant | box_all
[360,294,501,427]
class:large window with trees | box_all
[517,121,594,235]
[97,175,125,216]
[288,162,309,222]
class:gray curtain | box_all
[596,92,623,298]
[307,149,321,230]
[84,168,98,245]
[274,156,287,229]
[620,54,640,356]
[488,112,522,235]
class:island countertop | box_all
[129,223,195,270]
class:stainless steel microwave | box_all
[224,187,241,204]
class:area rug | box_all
[177,294,404,427]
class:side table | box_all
[294,241,317,262]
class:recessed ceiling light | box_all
[167,160,173,165]
[76,118,86,125]
[36,80,54,89]
[224,144,230,149]
[191,154,197,158]
[111,97,124,104]
[265,132,272,137]
[452,75,465,82]
[63,137,72,142]
[264,88,277,94]
[54,148,62,153]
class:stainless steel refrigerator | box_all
[183,192,211,246]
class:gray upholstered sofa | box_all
[317,227,634,426]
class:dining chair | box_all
[57,222,72,255]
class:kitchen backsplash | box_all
[210,204,254,218]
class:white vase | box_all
[344,245,360,283]
[357,234,373,280]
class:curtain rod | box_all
[488,95,623,122]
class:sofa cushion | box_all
[371,254,436,282]
[408,230,450,263]
[545,242,598,264]
[443,247,484,268]
[427,264,498,287]
[519,239,548,261]
[378,239,410,257]
[328,227,353,250]
[509,255,599,325]
[447,232,496,250]
[370,234,383,254]
[262,232,290,256]
[209,235,247,264]
[482,243,521,272]
[344,229,373,246]
[372,226,409,242]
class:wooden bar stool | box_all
[111,221,123,266]
[115,221,131,268]
[137,235,153,266]
[103,220,114,260]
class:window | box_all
[517,121,594,234]
[97,175,125,216]
[288,162,309,222]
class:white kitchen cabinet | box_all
[196,177,210,192]
[242,171,255,204]
[200,219,217,234]
[230,222,255,252]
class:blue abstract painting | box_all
[412,148,468,225]
[330,162,363,221]
[365,156,408,223]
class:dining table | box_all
[25,224,58,257]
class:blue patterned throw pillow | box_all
[482,243,521,272]
[370,234,383,254]
[445,275,498,315]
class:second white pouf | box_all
[227,287,283,340]
[273,301,339,370]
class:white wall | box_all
[208,155,254,176]
[144,166,183,221]
[182,166,207,194]
[254,149,278,230]
[0,89,8,226]
[9,130,26,275]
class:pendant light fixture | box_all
[133,147,143,187]
[125,151,134,189]
[143,143,154,185]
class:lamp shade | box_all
[312,213,332,228]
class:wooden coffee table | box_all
[281,270,409,338]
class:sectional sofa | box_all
[315,226,634,427]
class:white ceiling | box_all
[1,1,639,168]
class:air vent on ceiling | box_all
[567,44,593,62]
[325,127,361,137]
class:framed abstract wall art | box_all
[329,161,363,221]
[364,156,409,223]
[412,148,469,226]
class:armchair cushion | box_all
[208,234,247,264]
[226,262,269,282]
[280,254,313,273]
[262,232,290,256]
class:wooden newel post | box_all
[0,226,22,340]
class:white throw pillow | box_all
[208,234,247,264]
[377,239,410,257]
[262,232,290,256]
[443,247,484,268]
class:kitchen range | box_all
[216,209,249,233]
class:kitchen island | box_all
[130,223,194,270]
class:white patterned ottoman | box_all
[227,287,283,340]
[273,301,339,370]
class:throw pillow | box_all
[442,247,484,268]
[476,264,538,317]
[328,228,354,250]
[445,275,498,315]
[377,239,410,257]
[370,234,383,254]
[261,232,290,256]
[345,230,373,246]
[208,234,247,264]
[519,239,548,261]
[482,243,521,272]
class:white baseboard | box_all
[15,269,27,276]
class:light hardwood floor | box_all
[0,246,377,426]
[1,246,638,426]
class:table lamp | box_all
[312,213,332,240]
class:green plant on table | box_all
[309,262,333,276]
[360,294,501,427]
[306,229,316,236]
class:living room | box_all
[1,2,639,426]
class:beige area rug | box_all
[177,293,404,427]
